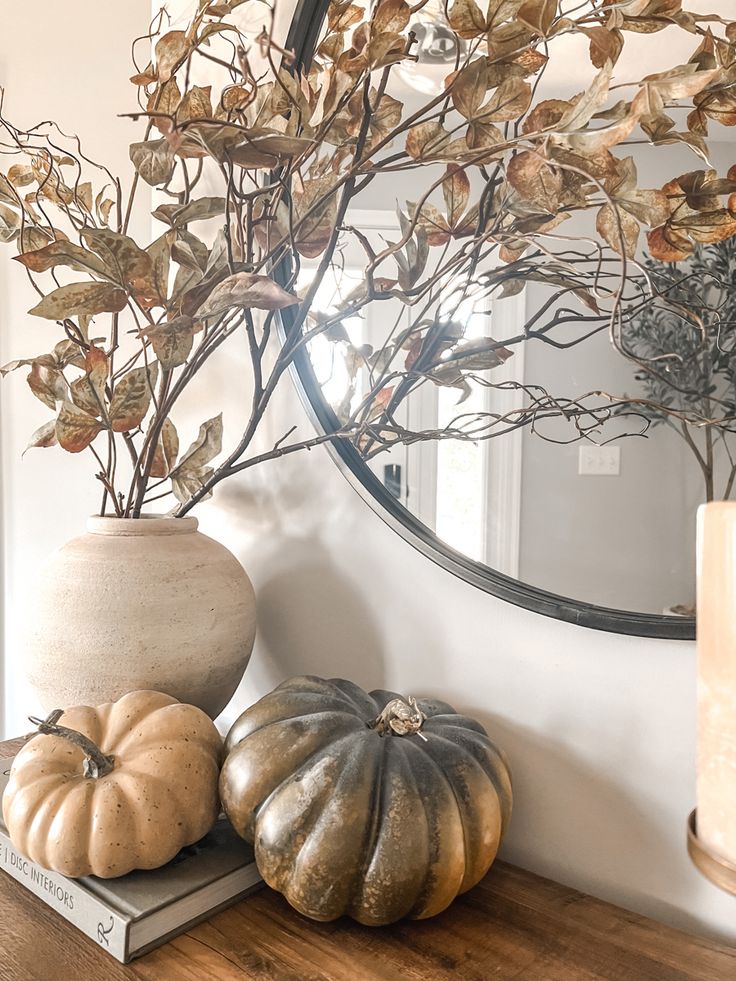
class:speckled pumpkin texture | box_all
[220,676,512,925]
[2,690,223,878]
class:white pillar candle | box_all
[697,502,736,863]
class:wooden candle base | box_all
[687,810,736,896]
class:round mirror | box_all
[279,0,736,640]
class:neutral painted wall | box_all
[2,0,736,948]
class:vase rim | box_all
[86,514,199,536]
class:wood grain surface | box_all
[1,736,734,981]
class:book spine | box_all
[0,828,130,963]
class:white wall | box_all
[2,0,736,947]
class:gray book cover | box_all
[0,756,262,962]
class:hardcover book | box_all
[0,757,262,963]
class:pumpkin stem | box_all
[28,710,115,779]
[369,696,428,741]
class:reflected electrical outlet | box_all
[578,445,621,476]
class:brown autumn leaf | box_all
[23,420,58,454]
[146,315,195,369]
[155,31,189,83]
[631,65,721,118]
[152,196,226,227]
[170,414,223,503]
[293,175,340,258]
[29,282,128,320]
[647,223,694,261]
[451,58,489,120]
[55,400,104,453]
[328,2,364,33]
[0,202,20,243]
[518,0,558,36]
[149,418,179,478]
[81,227,156,305]
[70,346,108,417]
[406,121,452,160]
[448,0,487,38]
[596,203,640,257]
[373,0,410,33]
[27,362,67,410]
[129,139,177,186]
[14,240,109,278]
[195,272,298,319]
[521,99,570,135]
[443,165,471,226]
[177,85,214,122]
[109,362,159,433]
[444,337,515,370]
[146,233,173,309]
[581,26,624,68]
[479,77,532,122]
[507,151,563,214]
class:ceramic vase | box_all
[22,515,256,718]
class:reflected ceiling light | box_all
[393,0,468,95]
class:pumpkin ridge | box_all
[399,737,471,913]
[2,771,66,856]
[278,732,382,918]
[423,724,512,830]
[348,738,430,923]
[85,775,139,877]
[233,707,365,744]
[23,779,81,868]
[412,730,507,893]
[106,697,205,755]
[47,778,95,876]
[275,677,378,717]
[253,728,363,830]
[350,724,388,905]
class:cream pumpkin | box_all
[2,690,223,878]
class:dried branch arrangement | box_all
[1,0,735,517]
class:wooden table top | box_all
[1,737,734,981]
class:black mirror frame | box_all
[279,0,695,641]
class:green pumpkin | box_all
[220,676,512,925]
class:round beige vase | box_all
[23,515,256,718]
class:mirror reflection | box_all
[297,2,736,617]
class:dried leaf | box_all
[177,85,213,122]
[152,197,226,227]
[406,121,452,160]
[81,227,156,305]
[0,202,20,243]
[149,418,179,478]
[647,224,694,261]
[14,240,109,278]
[23,420,57,454]
[109,362,159,432]
[373,0,410,33]
[518,0,558,36]
[507,151,562,213]
[443,166,471,226]
[146,315,195,369]
[70,346,108,417]
[55,400,103,453]
[451,58,489,120]
[170,414,223,502]
[29,282,127,320]
[129,139,177,186]
[448,0,487,39]
[27,362,67,410]
[155,31,189,83]
[596,203,640,257]
[195,272,298,319]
